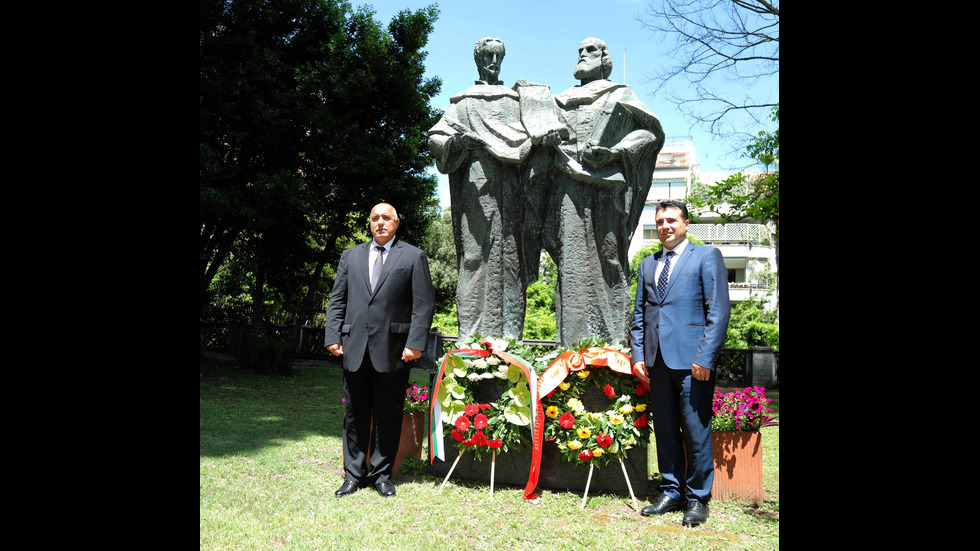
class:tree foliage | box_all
[200,0,443,364]
[687,105,778,234]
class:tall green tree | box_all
[200,0,442,365]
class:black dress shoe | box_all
[334,479,360,497]
[640,493,685,516]
[682,500,709,527]
[375,481,396,497]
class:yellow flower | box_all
[576,369,590,379]
[545,406,559,419]
[622,438,635,448]
[559,382,571,391]
[568,440,582,450]
[590,412,603,420]
[619,404,634,415]
[635,403,647,412]
[567,398,585,414]
[608,414,624,425]
[577,427,591,439]
[592,449,604,458]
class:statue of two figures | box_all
[428,37,665,347]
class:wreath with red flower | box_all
[431,336,538,462]
[539,338,652,468]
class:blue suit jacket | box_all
[630,243,730,370]
[324,238,435,373]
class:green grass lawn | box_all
[201,362,779,550]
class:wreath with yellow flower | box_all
[430,335,538,463]
[538,338,651,469]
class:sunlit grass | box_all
[201,364,778,550]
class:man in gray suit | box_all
[324,203,435,498]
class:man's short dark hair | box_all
[657,199,689,220]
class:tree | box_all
[421,207,458,313]
[200,0,442,369]
[638,0,778,153]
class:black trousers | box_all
[341,351,411,485]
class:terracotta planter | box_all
[712,431,763,506]
[392,411,425,474]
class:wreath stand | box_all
[579,457,640,510]
[438,449,499,500]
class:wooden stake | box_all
[490,449,496,500]
[619,457,639,512]
[439,449,464,493]
[580,463,595,509]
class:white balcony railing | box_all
[687,223,772,245]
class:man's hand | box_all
[632,361,649,385]
[327,343,343,356]
[692,363,711,381]
[402,348,422,362]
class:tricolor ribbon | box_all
[428,339,539,495]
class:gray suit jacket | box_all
[324,238,435,372]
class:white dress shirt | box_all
[654,238,689,286]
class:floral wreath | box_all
[536,338,651,469]
[429,335,538,463]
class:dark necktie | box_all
[658,251,674,298]
[371,246,385,291]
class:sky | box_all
[358,0,778,208]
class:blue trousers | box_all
[649,350,716,504]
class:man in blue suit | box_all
[324,203,435,498]
[630,199,730,526]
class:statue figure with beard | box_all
[542,37,666,345]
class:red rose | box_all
[577,449,593,461]
[464,404,480,417]
[451,429,463,442]
[558,412,575,429]
[634,384,648,397]
[473,413,489,430]
[633,413,648,428]
[488,439,503,449]
[603,384,616,398]
[454,416,471,432]
[596,432,613,448]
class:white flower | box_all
[485,337,508,352]
[486,355,501,366]
[472,359,487,369]
[467,373,481,381]
[494,371,508,380]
